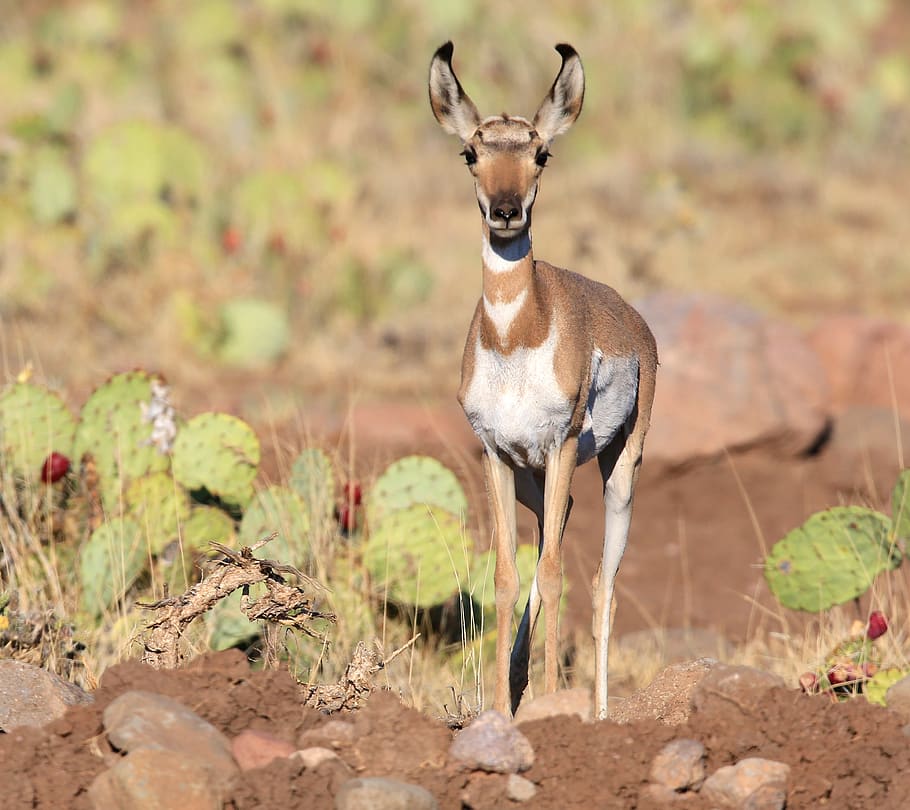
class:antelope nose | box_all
[493,202,520,221]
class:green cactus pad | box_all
[469,544,541,617]
[866,667,909,706]
[216,298,290,368]
[180,505,235,552]
[126,471,190,555]
[366,455,467,529]
[172,413,260,509]
[765,506,900,612]
[362,504,472,609]
[79,517,147,619]
[239,485,310,567]
[74,371,170,512]
[0,381,76,478]
[892,469,910,548]
[207,588,262,651]
[290,448,336,524]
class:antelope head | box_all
[428,41,585,240]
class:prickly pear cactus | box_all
[892,469,910,548]
[0,381,76,478]
[216,298,290,368]
[865,667,909,706]
[79,517,146,619]
[207,588,262,651]
[365,455,467,529]
[765,506,900,612]
[74,371,170,512]
[362,504,472,609]
[290,448,336,524]
[126,472,190,555]
[171,413,259,509]
[239,485,310,567]
[469,544,540,617]
[180,505,235,551]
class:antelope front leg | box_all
[539,436,578,695]
[482,450,519,715]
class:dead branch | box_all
[139,537,333,669]
[299,635,419,713]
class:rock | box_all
[612,658,718,726]
[298,719,358,749]
[809,315,910,422]
[701,757,790,809]
[650,738,706,792]
[691,665,786,718]
[614,628,734,669]
[505,774,538,802]
[231,729,295,771]
[635,292,829,466]
[0,659,93,731]
[885,675,910,722]
[103,691,237,780]
[514,688,592,725]
[334,777,438,810]
[87,748,220,810]
[292,746,343,769]
[449,710,535,774]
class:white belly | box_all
[462,328,639,469]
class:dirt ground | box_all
[4,649,910,809]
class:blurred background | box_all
[1,0,908,427]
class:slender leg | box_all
[593,436,642,719]
[511,470,574,713]
[482,450,518,715]
[538,436,578,696]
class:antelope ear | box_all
[532,44,585,143]
[428,41,481,141]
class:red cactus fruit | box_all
[222,226,242,254]
[336,504,357,534]
[867,611,888,640]
[40,452,70,484]
[343,481,362,506]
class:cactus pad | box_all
[362,504,471,608]
[891,469,910,548]
[79,517,147,619]
[172,412,259,508]
[74,371,170,512]
[366,455,467,529]
[239,485,310,567]
[290,448,336,524]
[126,472,190,555]
[180,505,235,552]
[207,588,262,651]
[216,298,290,368]
[867,667,910,706]
[765,506,900,612]
[0,382,76,478]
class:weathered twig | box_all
[139,536,334,669]
[299,635,420,713]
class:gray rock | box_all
[449,710,535,774]
[292,746,344,769]
[103,690,237,780]
[612,658,718,726]
[88,748,220,810]
[885,674,910,722]
[701,757,790,810]
[334,777,438,810]
[0,659,93,731]
[636,292,829,466]
[514,688,592,725]
[505,774,538,802]
[650,738,706,792]
[231,728,295,771]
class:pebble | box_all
[292,746,342,769]
[0,659,93,731]
[231,728,295,771]
[701,757,790,810]
[334,776,438,810]
[505,774,538,802]
[449,710,535,774]
[650,738,706,792]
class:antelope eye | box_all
[461,147,477,166]
[535,150,550,167]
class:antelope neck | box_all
[480,228,546,350]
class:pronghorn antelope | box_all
[428,42,657,719]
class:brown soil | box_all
[3,649,909,808]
